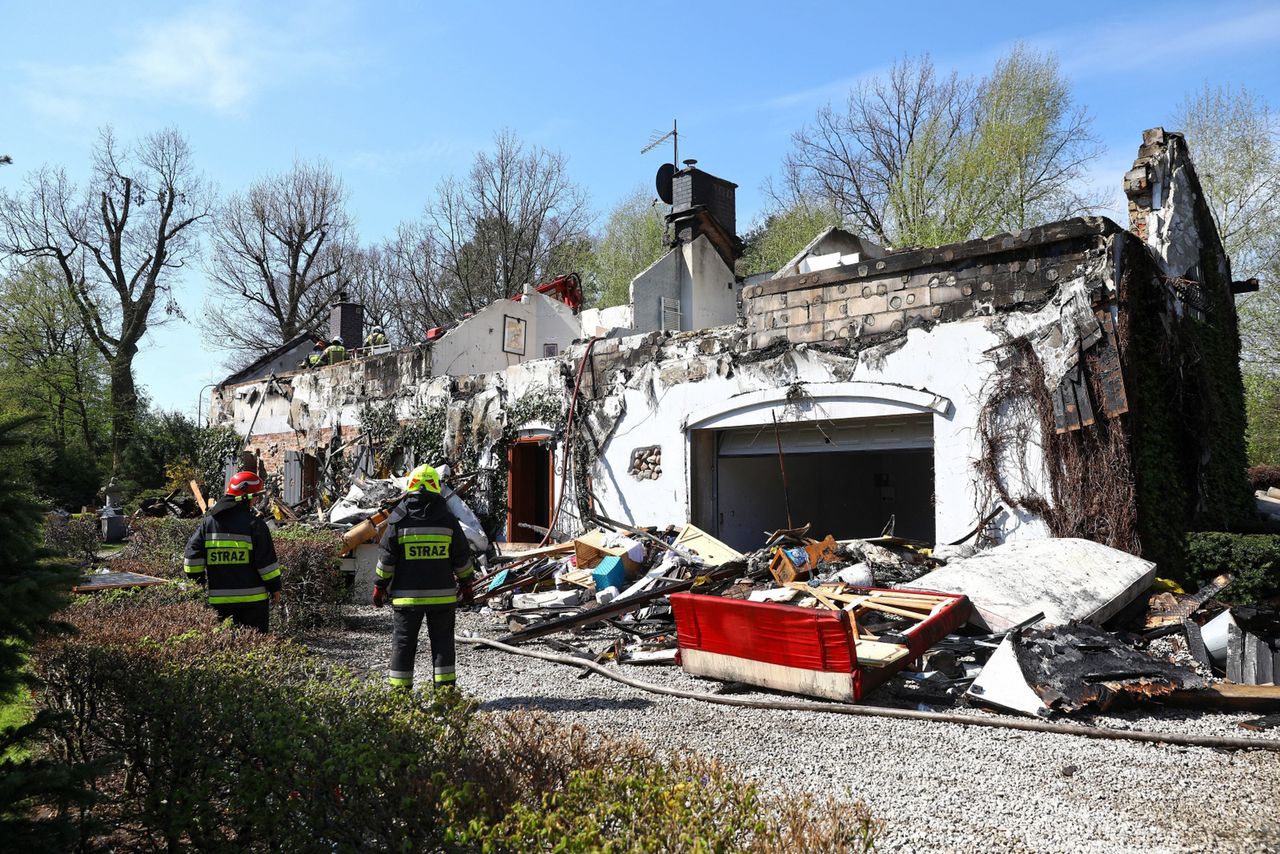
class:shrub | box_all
[1247,464,1280,493]
[43,515,102,570]
[1183,531,1280,605]
[273,527,345,636]
[454,713,880,854]
[31,590,881,852]
[195,425,241,497]
[112,516,199,580]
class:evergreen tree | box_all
[0,416,91,848]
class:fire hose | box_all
[457,634,1280,753]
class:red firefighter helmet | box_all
[226,471,264,497]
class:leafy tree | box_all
[205,160,355,365]
[0,263,110,507]
[0,263,109,450]
[116,408,200,502]
[1174,84,1280,368]
[738,201,843,278]
[1174,84,1280,461]
[0,415,91,847]
[587,188,667,307]
[1243,372,1280,466]
[0,127,211,470]
[777,45,1100,248]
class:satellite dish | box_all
[656,162,675,205]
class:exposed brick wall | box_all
[741,218,1117,349]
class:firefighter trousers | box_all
[389,605,456,688]
[213,600,270,632]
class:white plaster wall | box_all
[584,318,1051,546]
[680,236,739,331]
[629,250,681,333]
[221,309,1057,549]
[526,287,581,357]
[580,304,634,337]
[430,301,532,377]
[430,289,580,376]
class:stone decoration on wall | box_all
[629,445,662,480]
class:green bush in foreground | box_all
[112,516,198,581]
[0,416,94,850]
[29,587,880,852]
[1183,531,1280,605]
[115,518,346,635]
[272,527,346,636]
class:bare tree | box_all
[205,160,354,361]
[348,221,452,345]
[428,130,590,311]
[779,46,1100,248]
[0,128,209,468]
[781,55,976,247]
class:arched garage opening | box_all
[684,383,950,552]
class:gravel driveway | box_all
[307,606,1280,854]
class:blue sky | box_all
[3,0,1280,416]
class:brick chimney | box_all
[329,290,363,347]
[665,161,742,270]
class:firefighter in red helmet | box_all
[182,470,283,632]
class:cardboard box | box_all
[573,528,643,576]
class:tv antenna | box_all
[644,120,680,208]
[641,119,678,168]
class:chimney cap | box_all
[682,159,698,168]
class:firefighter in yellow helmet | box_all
[372,464,475,689]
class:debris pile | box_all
[458,514,1280,725]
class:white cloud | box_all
[124,12,257,112]
[19,2,356,121]
[743,4,1280,119]
[1044,5,1280,78]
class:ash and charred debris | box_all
[1010,622,1208,714]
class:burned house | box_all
[210,129,1253,571]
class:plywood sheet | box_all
[74,571,168,593]
[673,524,742,566]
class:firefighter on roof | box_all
[373,463,475,689]
[183,471,283,632]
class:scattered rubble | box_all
[418,505,1280,730]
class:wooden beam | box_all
[498,562,745,644]
[1165,683,1280,714]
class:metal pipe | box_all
[771,412,793,529]
[538,337,599,547]
[196,382,217,427]
[458,634,1280,753]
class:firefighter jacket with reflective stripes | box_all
[374,492,474,606]
[183,497,282,604]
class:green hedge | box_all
[29,588,880,852]
[272,527,345,637]
[113,516,198,580]
[115,518,345,636]
[1183,531,1280,605]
